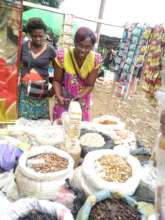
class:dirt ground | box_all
[91,79,159,149]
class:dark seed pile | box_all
[18,209,57,220]
[89,198,141,220]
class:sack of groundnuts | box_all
[76,190,146,220]
[72,149,142,196]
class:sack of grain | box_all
[80,129,115,157]
[72,149,142,196]
[15,146,74,200]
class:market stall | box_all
[0,2,160,219]
[0,100,156,219]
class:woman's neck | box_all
[30,41,45,51]
[73,48,85,68]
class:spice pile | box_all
[99,119,118,125]
[89,198,141,220]
[18,209,57,220]
[95,155,132,182]
[27,153,68,173]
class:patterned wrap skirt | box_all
[18,84,49,120]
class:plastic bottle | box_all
[61,102,82,167]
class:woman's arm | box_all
[75,68,98,100]
[53,61,65,105]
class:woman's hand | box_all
[57,95,65,105]
[73,95,81,101]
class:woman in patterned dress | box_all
[53,27,102,121]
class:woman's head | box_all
[74,27,96,60]
[26,18,47,47]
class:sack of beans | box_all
[76,190,146,220]
[1,198,74,220]
[15,146,74,200]
[73,149,142,196]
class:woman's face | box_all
[30,29,46,47]
[75,37,93,60]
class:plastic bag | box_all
[0,171,14,190]
[52,185,76,209]
[133,163,156,203]
[0,143,22,171]
[130,141,151,165]
[65,179,86,218]
[0,192,11,217]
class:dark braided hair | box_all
[26,17,47,34]
[74,27,96,45]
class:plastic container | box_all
[60,140,81,168]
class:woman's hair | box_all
[74,27,96,45]
[26,17,47,34]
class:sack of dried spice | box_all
[76,190,146,220]
[1,198,74,220]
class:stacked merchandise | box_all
[133,26,152,78]
[125,26,151,98]
[114,24,133,97]
[141,25,165,99]
[114,24,165,100]
[114,24,143,97]
[114,23,133,79]
[123,24,143,80]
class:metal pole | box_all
[96,0,106,46]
